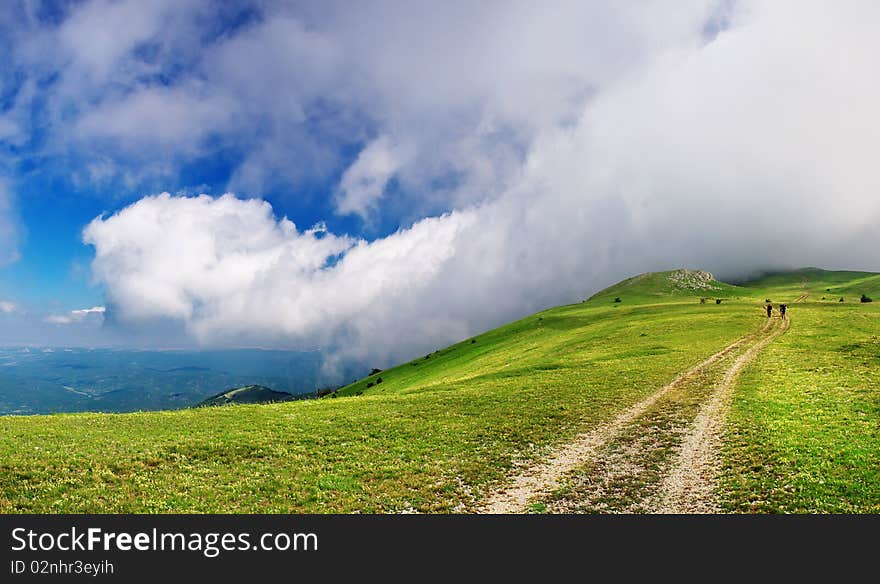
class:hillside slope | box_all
[0,267,877,513]
[197,385,297,407]
[335,269,755,399]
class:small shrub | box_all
[861,294,873,303]
[765,299,771,303]
[376,377,383,384]
[839,297,845,303]
[699,298,706,304]
[613,297,622,303]
[370,368,383,376]
[471,339,476,344]
[716,299,722,304]
[366,382,374,388]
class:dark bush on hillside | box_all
[700,298,706,304]
[716,299,722,304]
[840,297,845,302]
[316,387,338,398]
[366,382,374,389]
[376,377,383,384]
[370,368,383,376]
[613,297,622,303]
[765,299,771,303]
[861,294,873,303]
[471,339,477,344]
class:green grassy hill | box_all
[336,269,747,400]
[0,268,877,513]
[197,385,297,407]
[587,269,742,303]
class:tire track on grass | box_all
[479,323,768,514]
[655,317,789,513]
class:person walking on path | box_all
[766,304,773,318]
[780,304,787,319]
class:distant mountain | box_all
[0,347,332,415]
[197,385,298,407]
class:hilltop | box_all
[587,269,741,303]
[197,385,298,407]
[0,267,878,513]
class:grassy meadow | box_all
[719,271,880,513]
[0,268,877,513]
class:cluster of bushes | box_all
[315,387,338,398]
[861,294,873,303]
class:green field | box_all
[720,272,880,513]
[1,268,878,513]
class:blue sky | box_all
[0,2,402,318]
[0,1,878,373]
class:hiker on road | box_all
[766,304,772,318]
[780,304,787,319]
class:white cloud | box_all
[0,301,17,314]
[74,85,234,153]
[0,179,21,266]
[44,306,106,325]
[335,136,408,218]
[0,117,20,142]
[6,1,718,202]
[82,2,880,376]
[57,0,172,79]
[84,193,471,363]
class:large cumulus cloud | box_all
[84,194,477,371]
[40,0,880,373]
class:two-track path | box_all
[655,317,789,513]
[479,307,795,514]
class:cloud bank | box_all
[6,0,876,373]
[44,306,105,325]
